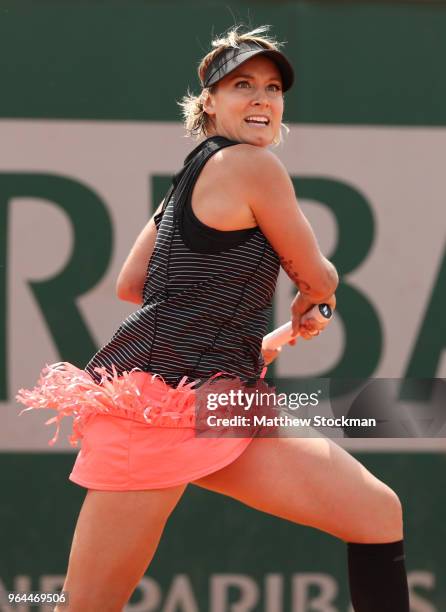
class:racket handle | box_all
[262,304,333,351]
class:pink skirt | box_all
[16,362,261,490]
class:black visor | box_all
[202,41,294,92]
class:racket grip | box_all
[262,304,333,351]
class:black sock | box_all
[347,539,409,612]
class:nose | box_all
[250,86,270,107]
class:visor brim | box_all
[204,47,295,92]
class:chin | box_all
[243,133,272,148]
[253,136,272,148]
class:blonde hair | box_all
[178,25,289,145]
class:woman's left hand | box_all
[284,319,324,348]
[297,317,325,341]
[262,317,325,364]
[262,346,282,366]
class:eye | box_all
[267,83,282,92]
[235,80,251,88]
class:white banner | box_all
[1,121,445,450]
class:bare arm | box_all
[116,201,164,304]
[237,146,338,296]
[232,146,338,333]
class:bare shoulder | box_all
[206,144,289,196]
[202,142,337,297]
[215,143,285,174]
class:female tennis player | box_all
[17,25,409,611]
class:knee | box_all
[371,486,404,542]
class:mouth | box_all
[244,115,270,128]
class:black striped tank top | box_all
[84,136,281,387]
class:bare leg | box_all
[55,485,186,612]
[193,436,402,543]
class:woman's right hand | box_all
[290,292,336,342]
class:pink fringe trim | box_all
[15,362,204,448]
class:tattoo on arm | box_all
[279,256,312,292]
